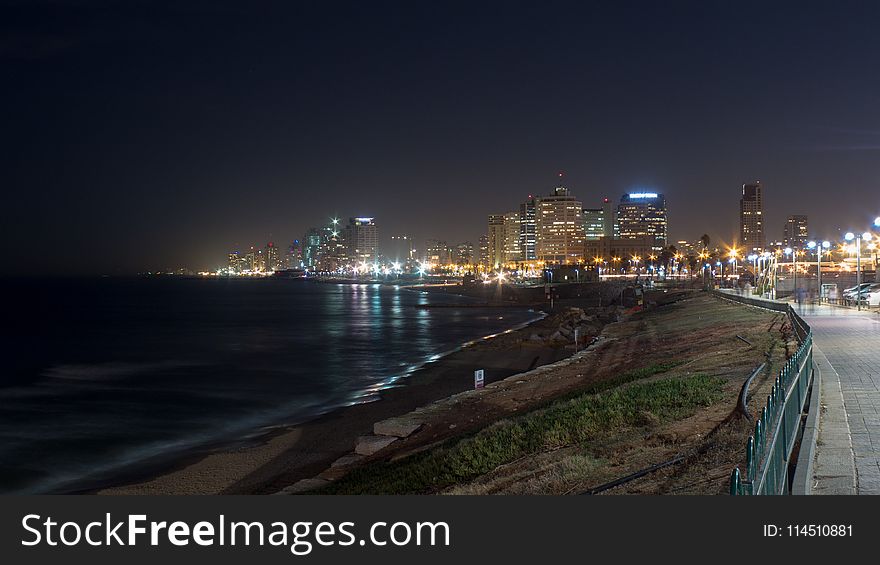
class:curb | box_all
[791,360,820,495]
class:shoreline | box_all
[95,306,571,495]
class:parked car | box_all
[843,282,874,300]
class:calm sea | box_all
[0,277,539,494]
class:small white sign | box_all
[574,328,579,350]
[474,369,485,389]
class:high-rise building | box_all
[740,181,765,252]
[454,242,474,266]
[288,240,303,269]
[424,239,450,266]
[616,192,667,251]
[302,228,322,269]
[519,196,537,261]
[227,252,242,274]
[265,242,279,271]
[783,215,808,248]
[602,197,616,238]
[477,235,490,269]
[583,207,605,240]
[503,211,522,264]
[345,217,378,265]
[487,214,505,269]
[535,177,586,265]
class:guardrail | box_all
[708,289,814,495]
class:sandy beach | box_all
[98,309,583,494]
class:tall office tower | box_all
[345,217,378,265]
[244,247,257,271]
[424,239,450,266]
[740,181,765,252]
[227,252,241,274]
[488,213,506,269]
[616,192,668,251]
[478,235,490,269]
[265,242,279,271]
[454,241,474,266]
[583,207,605,240]
[302,228,322,269]
[519,196,537,261]
[534,176,586,265]
[316,227,347,272]
[783,215,808,248]
[503,211,522,264]
[288,239,303,269]
[602,197,616,238]
[254,248,267,272]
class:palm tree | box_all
[700,233,710,250]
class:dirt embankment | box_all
[299,291,793,495]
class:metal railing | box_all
[708,289,814,495]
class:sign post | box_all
[474,369,485,389]
[574,328,579,352]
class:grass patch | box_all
[320,372,724,495]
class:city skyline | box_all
[5,1,880,275]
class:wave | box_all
[42,360,207,382]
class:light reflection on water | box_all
[0,277,539,494]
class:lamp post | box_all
[845,232,872,311]
[784,247,794,298]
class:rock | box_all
[558,327,573,339]
[549,331,563,342]
[274,478,329,495]
[374,417,423,438]
[331,453,365,468]
[529,333,543,342]
[355,434,398,456]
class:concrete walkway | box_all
[801,303,880,494]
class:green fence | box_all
[709,290,814,495]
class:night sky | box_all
[4,0,880,275]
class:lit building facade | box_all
[783,215,808,248]
[503,211,522,264]
[519,196,537,261]
[454,241,474,266]
[487,214,505,269]
[345,217,378,265]
[583,207,605,240]
[477,235,490,269]
[535,184,585,265]
[616,192,667,251]
[740,181,765,252]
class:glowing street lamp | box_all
[844,231,872,311]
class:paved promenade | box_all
[801,304,880,494]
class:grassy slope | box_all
[319,364,724,495]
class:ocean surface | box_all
[0,277,538,494]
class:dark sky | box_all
[4,0,880,274]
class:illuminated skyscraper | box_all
[503,211,522,264]
[583,207,604,240]
[616,192,667,251]
[265,242,279,271]
[783,215,808,248]
[302,228,322,269]
[535,175,586,265]
[487,214,505,269]
[477,235,490,269]
[345,217,378,265]
[519,196,537,261]
[740,181,765,252]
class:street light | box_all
[845,231,871,311]
[784,247,795,297]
